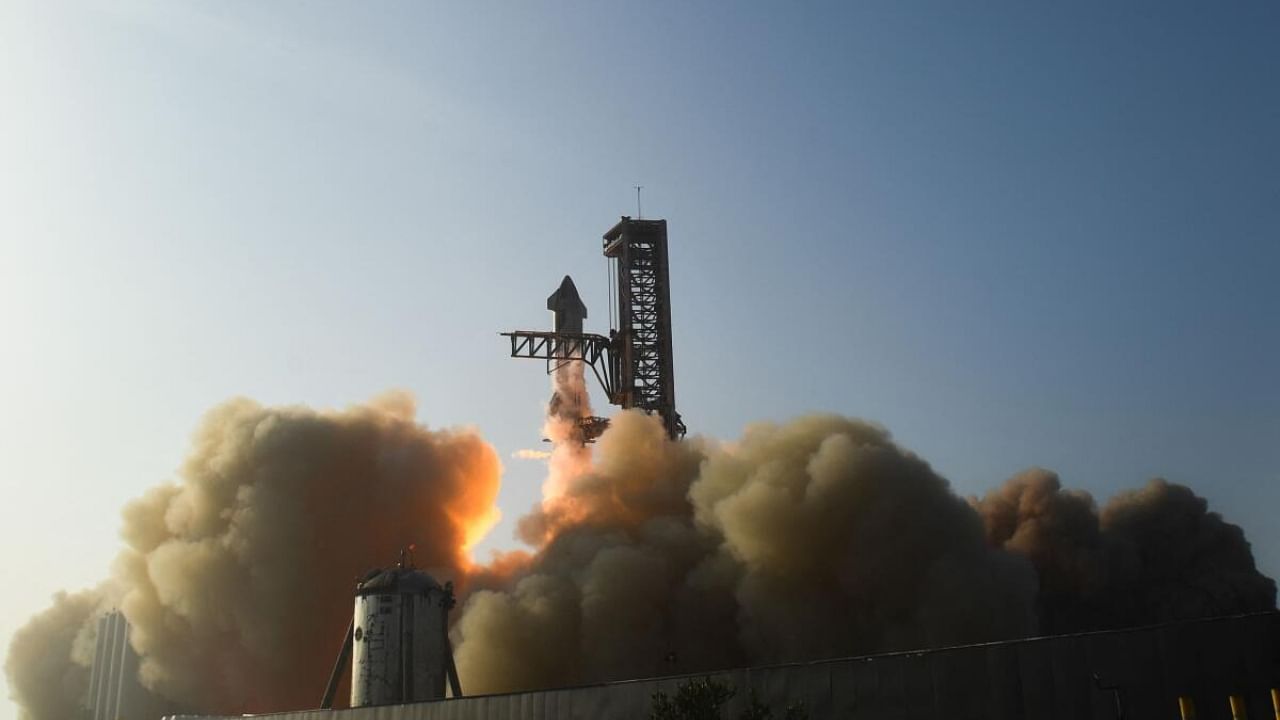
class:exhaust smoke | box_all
[8,393,500,718]
[7,393,1274,718]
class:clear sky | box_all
[1,2,1277,718]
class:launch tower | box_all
[503,216,685,440]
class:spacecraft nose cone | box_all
[547,275,588,318]
[547,275,588,334]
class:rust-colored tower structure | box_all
[601,217,684,439]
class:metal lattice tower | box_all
[502,215,685,441]
[603,217,684,439]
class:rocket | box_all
[547,275,587,334]
[546,275,590,426]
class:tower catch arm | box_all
[500,330,621,404]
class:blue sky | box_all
[1,2,1277,717]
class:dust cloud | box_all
[8,393,1274,717]
[8,392,500,717]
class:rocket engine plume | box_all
[515,345,596,546]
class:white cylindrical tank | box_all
[350,561,454,707]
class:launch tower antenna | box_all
[635,186,643,219]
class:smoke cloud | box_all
[973,468,1277,634]
[453,412,1040,694]
[7,392,500,718]
[5,589,101,720]
[8,392,1275,718]
[453,413,1273,695]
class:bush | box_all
[649,677,735,720]
[648,678,809,720]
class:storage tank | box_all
[349,554,460,707]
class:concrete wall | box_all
[171,612,1280,720]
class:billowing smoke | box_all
[452,413,1274,695]
[5,589,101,720]
[454,411,717,692]
[7,392,500,718]
[453,412,1040,694]
[974,468,1278,634]
[8,393,1275,718]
